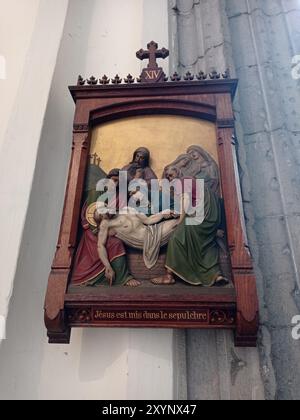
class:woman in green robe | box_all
[152,167,226,287]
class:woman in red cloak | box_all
[70,169,133,287]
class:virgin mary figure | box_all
[187,145,220,194]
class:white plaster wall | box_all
[0,0,172,400]
[0,0,40,147]
[0,0,69,334]
[142,0,169,75]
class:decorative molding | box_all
[111,74,122,84]
[81,135,89,151]
[196,71,208,80]
[217,136,225,146]
[171,72,181,81]
[68,309,92,324]
[222,69,231,79]
[87,76,98,85]
[210,310,235,325]
[233,269,254,275]
[124,74,135,84]
[76,69,231,87]
[217,118,235,129]
[73,124,89,132]
[72,133,89,151]
[184,71,194,81]
[99,75,110,85]
[77,75,85,86]
[209,70,221,80]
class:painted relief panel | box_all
[69,115,232,290]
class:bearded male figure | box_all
[122,147,157,185]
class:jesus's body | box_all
[97,208,180,286]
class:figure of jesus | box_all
[96,205,180,287]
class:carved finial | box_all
[124,74,135,84]
[136,41,169,68]
[100,75,110,85]
[222,69,231,79]
[77,75,85,86]
[170,72,181,81]
[87,76,98,85]
[111,74,122,84]
[184,71,194,81]
[196,71,207,80]
[136,41,169,83]
[209,70,221,80]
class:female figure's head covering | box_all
[162,153,192,179]
[187,145,213,164]
[187,145,220,193]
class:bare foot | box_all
[125,278,141,287]
[151,275,176,285]
[214,276,229,287]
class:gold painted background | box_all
[90,115,218,176]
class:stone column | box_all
[169,0,235,75]
[170,0,300,400]
[226,0,300,400]
[169,0,265,401]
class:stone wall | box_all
[169,0,300,400]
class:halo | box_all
[85,202,98,227]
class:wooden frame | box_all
[44,77,259,347]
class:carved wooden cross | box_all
[136,41,169,83]
[137,41,169,69]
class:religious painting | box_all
[69,115,232,291]
[44,41,259,346]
